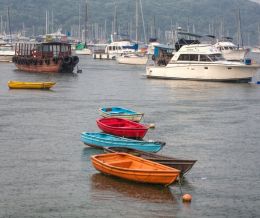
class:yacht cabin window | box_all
[177,54,198,61]
[199,55,211,62]
[208,54,225,61]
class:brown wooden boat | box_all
[91,152,180,185]
[104,147,196,177]
[13,42,79,73]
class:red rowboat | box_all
[96,118,149,139]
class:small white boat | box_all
[75,48,92,55]
[116,53,148,65]
[0,43,15,62]
[93,40,138,60]
[146,44,260,82]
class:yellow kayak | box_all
[8,81,56,89]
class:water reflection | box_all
[147,79,243,91]
[81,147,103,162]
[90,173,177,203]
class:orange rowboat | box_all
[91,153,180,185]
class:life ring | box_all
[63,56,72,64]
[72,56,79,65]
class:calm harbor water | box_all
[0,57,260,218]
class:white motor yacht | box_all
[146,44,259,82]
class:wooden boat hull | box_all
[91,153,180,185]
[99,107,144,122]
[15,61,61,73]
[104,147,196,177]
[96,118,148,139]
[8,81,56,89]
[81,132,165,152]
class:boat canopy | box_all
[122,43,138,51]
[15,42,72,58]
[154,45,174,57]
[76,42,87,50]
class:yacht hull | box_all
[146,63,258,82]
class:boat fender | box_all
[63,56,72,64]
[152,55,155,61]
[72,56,79,65]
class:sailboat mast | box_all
[78,1,81,40]
[45,10,48,35]
[237,9,243,47]
[139,0,146,44]
[84,0,88,44]
[135,0,138,42]
[7,7,12,43]
[258,23,260,46]
[0,16,3,34]
[113,1,118,41]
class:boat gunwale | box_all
[91,153,180,173]
[104,147,196,162]
[99,107,143,115]
[81,132,165,145]
[97,117,148,131]
[83,142,163,152]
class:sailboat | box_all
[116,0,148,65]
[75,0,92,55]
[0,7,15,62]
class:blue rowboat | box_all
[99,107,144,122]
[81,132,165,153]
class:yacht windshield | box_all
[208,54,225,62]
